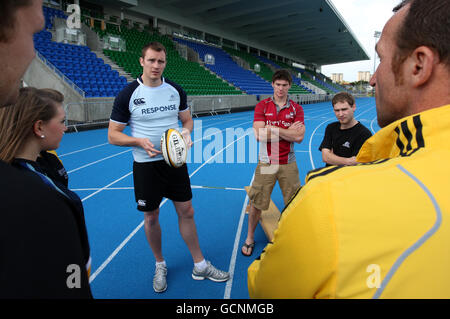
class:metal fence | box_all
[295,93,333,104]
[65,98,114,131]
[63,93,336,131]
[189,95,257,117]
[257,93,333,105]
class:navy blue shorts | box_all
[133,160,192,212]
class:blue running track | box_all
[57,97,379,299]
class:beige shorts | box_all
[248,162,301,211]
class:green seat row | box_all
[93,21,244,96]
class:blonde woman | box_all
[0,87,91,297]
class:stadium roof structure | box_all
[98,0,370,67]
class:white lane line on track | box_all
[80,120,254,202]
[67,149,131,174]
[370,116,378,134]
[224,173,255,299]
[74,187,134,191]
[66,119,253,175]
[81,172,132,202]
[73,185,246,192]
[59,143,109,157]
[308,118,333,170]
[59,113,251,158]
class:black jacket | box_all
[0,160,92,298]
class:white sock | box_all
[156,260,166,267]
[194,259,207,271]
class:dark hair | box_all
[0,87,64,163]
[0,0,33,42]
[332,92,355,107]
[272,69,292,84]
[141,41,167,58]
[392,0,450,77]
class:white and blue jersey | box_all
[110,77,189,162]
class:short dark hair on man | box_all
[392,0,450,73]
[0,0,32,42]
[332,92,355,107]
[141,41,167,58]
[272,69,292,85]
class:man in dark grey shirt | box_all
[319,92,372,166]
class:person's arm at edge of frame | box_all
[178,109,194,148]
[322,148,357,166]
[107,121,161,157]
[247,179,337,299]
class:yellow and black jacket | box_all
[248,104,450,299]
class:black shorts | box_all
[133,160,192,212]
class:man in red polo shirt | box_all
[242,69,305,256]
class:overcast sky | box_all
[321,0,399,82]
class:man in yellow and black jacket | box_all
[248,0,450,299]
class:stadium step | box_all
[93,50,134,83]
[199,65,240,91]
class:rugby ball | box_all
[160,128,187,168]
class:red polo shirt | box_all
[254,97,304,164]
